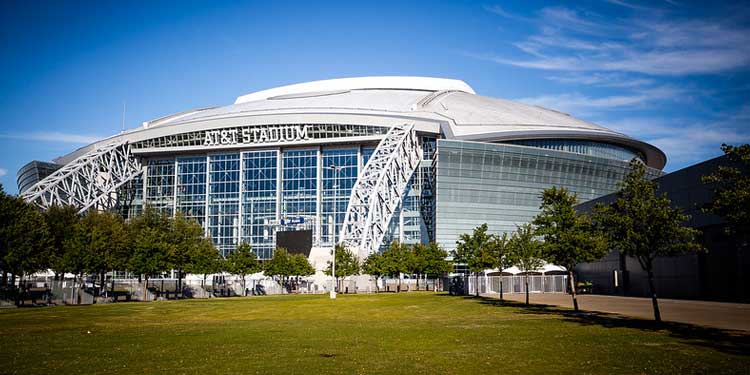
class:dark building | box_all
[16,160,62,194]
[576,155,749,303]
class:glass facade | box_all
[176,157,207,226]
[321,148,358,246]
[241,150,277,260]
[434,140,662,251]
[505,139,643,163]
[208,154,240,257]
[145,159,175,216]
[281,149,318,238]
[117,132,659,261]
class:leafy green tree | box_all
[421,242,453,292]
[169,213,206,297]
[422,242,453,276]
[42,204,80,279]
[264,248,292,293]
[508,224,545,305]
[290,254,315,277]
[0,187,51,302]
[127,206,173,299]
[702,143,750,249]
[75,210,129,297]
[289,253,315,293]
[325,245,360,292]
[490,233,514,300]
[594,159,701,322]
[533,186,608,311]
[185,238,221,288]
[226,242,261,296]
[362,252,387,292]
[454,224,497,296]
[382,241,412,292]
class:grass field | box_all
[1,293,748,374]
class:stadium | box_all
[18,76,665,287]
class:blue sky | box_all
[1,0,748,194]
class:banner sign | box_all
[281,217,305,225]
[203,124,311,147]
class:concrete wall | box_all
[576,155,750,303]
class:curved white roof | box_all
[59,77,666,169]
[234,76,476,104]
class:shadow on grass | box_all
[459,295,750,357]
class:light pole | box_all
[329,164,343,299]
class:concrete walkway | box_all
[482,292,750,331]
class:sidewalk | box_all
[482,292,750,331]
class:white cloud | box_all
[0,132,102,144]
[601,109,750,170]
[0,168,7,177]
[480,5,750,76]
[545,73,654,88]
[515,86,685,115]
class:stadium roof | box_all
[59,77,667,168]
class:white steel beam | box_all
[339,124,421,258]
[21,140,143,213]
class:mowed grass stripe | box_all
[1,293,747,374]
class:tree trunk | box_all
[647,270,661,322]
[242,275,246,297]
[499,279,504,301]
[110,271,116,300]
[375,277,380,293]
[568,270,579,311]
[416,274,420,290]
[144,275,149,302]
[100,270,106,297]
[2,270,7,287]
[175,269,181,299]
[524,274,529,305]
[15,272,23,306]
[475,273,480,297]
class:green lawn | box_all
[0,293,748,374]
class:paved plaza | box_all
[484,292,750,331]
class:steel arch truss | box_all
[21,140,143,213]
[340,124,421,258]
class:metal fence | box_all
[4,275,447,306]
[466,275,568,296]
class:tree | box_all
[508,224,545,305]
[169,213,207,297]
[42,204,80,279]
[702,143,750,249]
[264,248,292,293]
[421,242,453,292]
[127,206,173,300]
[289,254,315,293]
[410,243,428,290]
[184,238,221,289]
[362,252,387,293]
[382,241,412,292]
[490,233,514,300]
[593,159,701,322]
[0,187,51,303]
[76,210,129,297]
[454,224,496,297]
[226,242,261,296]
[325,245,360,293]
[533,186,608,311]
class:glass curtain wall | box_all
[321,148,358,245]
[282,149,317,238]
[242,150,278,260]
[208,154,240,257]
[145,159,175,216]
[176,156,207,226]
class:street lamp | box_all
[328,164,343,299]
